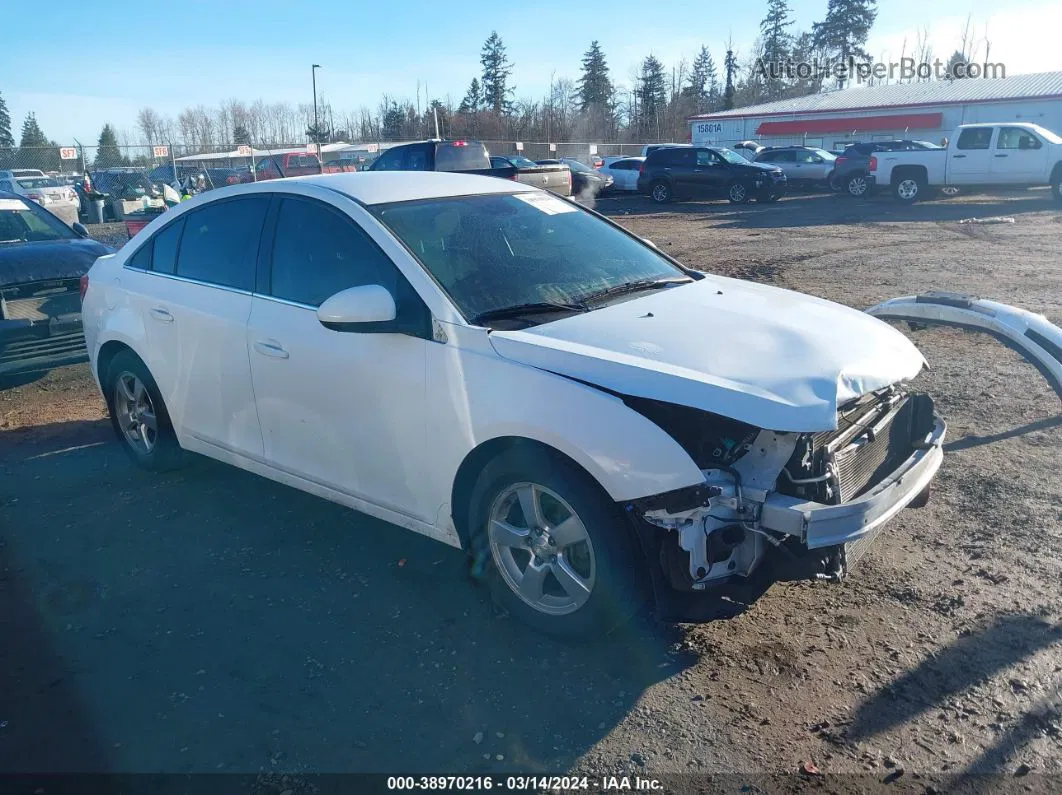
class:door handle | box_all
[952,154,967,158]
[995,154,1008,158]
[149,306,173,323]
[253,340,289,359]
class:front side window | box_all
[997,127,1042,150]
[696,150,722,166]
[371,147,407,171]
[176,198,267,290]
[371,193,691,324]
[269,198,396,307]
[957,128,993,150]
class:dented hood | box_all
[488,276,926,432]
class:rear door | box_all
[992,126,1050,184]
[136,196,268,455]
[949,127,995,184]
[755,149,794,179]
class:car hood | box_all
[0,238,113,287]
[487,276,926,432]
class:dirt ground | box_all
[2,188,1061,792]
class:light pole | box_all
[311,64,322,160]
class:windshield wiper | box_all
[577,277,691,305]
[473,300,589,326]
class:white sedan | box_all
[0,173,80,226]
[598,156,645,191]
[82,172,946,637]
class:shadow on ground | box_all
[1,426,692,773]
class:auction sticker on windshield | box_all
[0,200,28,212]
[513,191,577,215]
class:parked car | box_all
[0,172,81,226]
[373,140,572,196]
[870,123,1062,202]
[637,145,787,203]
[831,140,942,198]
[81,172,945,637]
[0,191,112,377]
[249,152,356,182]
[733,141,766,161]
[753,146,837,189]
[598,156,645,191]
[90,168,164,220]
[534,158,613,195]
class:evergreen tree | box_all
[19,112,49,148]
[760,0,794,98]
[812,0,878,84]
[381,102,405,139]
[94,123,124,169]
[577,41,613,112]
[683,46,718,111]
[945,50,967,79]
[723,49,738,110]
[233,124,252,145]
[0,92,13,169]
[480,31,514,115]
[306,122,330,143]
[636,55,668,136]
[457,78,481,114]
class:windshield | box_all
[811,149,837,161]
[714,147,752,165]
[371,192,691,324]
[507,155,539,169]
[0,197,76,243]
[16,177,62,189]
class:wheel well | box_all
[449,436,601,550]
[1051,161,1062,181]
[96,340,137,387]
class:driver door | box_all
[246,194,433,522]
[993,127,1049,183]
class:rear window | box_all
[434,142,490,172]
[175,198,267,290]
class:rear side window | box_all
[655,148,693,166]
[434,142,490,172]
[268,198,396,307]
[152,219,184,274]
[176,198,267,290]
[957,128,993,150]
[127,242,152,270]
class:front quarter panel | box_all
[425,323,706,530]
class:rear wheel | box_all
[468,449,644,638]
[649,180,672,203]
[893,174,925,203]
[845,173,870,198]
[1051,169,1062,201]
[727,181,750,204]
[105,351,185,470]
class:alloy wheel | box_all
[114,371,158,455]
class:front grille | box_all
[779,389,929,505]
[831,397,914,502]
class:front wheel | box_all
[1051,170,1062,201]
[845,173,871,198]
[468,450,645,638]
[649,180,672,203]
[893,174,924,203]
[727,181,750,204]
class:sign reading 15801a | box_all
[695,122,722,134]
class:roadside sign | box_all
[366,143,379,153]
[588,144,598,155]
[515,142,524,151]
[236,145,253,156]
[152,145,169,158]
[549,143,557,152]
[59,147,77,160]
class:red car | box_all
[247,152,356,182]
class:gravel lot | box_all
[2,189,1061,791]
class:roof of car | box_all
[215,171,534,206]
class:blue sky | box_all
[4,0,1060,144]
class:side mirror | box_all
[643,238,658,249]
[71,222,89,238]
[317,284,397,332]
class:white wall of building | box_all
[690,98,1062,150]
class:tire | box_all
[1052,169,1062,201]
[845,173,870,198]
[649,180,672,203]
[467,448,645,638]
[104,350,185,471]
[727,181,750,204]
[893,173,925,203]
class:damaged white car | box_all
[81,172,946,637]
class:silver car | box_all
[753,146,837,188]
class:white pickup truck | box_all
[869,122,1062,203]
